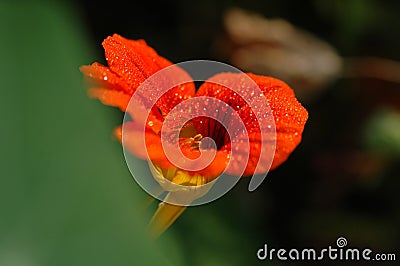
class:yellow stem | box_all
[148,200,187,239]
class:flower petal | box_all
[101,34,195,114]
[81,34,195,116]
[88,88,131,112]
[196,72,250,111]
[115,122,174,169]
[80,62,133,94]
[246,73,308,170]
[195,72,308,175]
[103,34,172,89]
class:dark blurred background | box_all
[1,0,399,265]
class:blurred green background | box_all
[1,0,399,265]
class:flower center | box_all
[178,118,229,151]
[202,119,229,150]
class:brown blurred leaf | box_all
[216,8,343,101]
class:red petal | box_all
[103,34,172,89]
[196,72,249,110]
[189,150,230,178]
[221,131,276,176]
[115,122,174,170]
[195,72,308,175]
[101,34,195,114]
[80,62,133,94]
[247,73,308,170]
[81,34,195,116]
[88,88,131,112]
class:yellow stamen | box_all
[180,133,203,150]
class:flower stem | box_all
[148,200,187,239]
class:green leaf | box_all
[0,1,183,265]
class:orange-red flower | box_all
[81,34,308,181]
[81,34,308,238]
